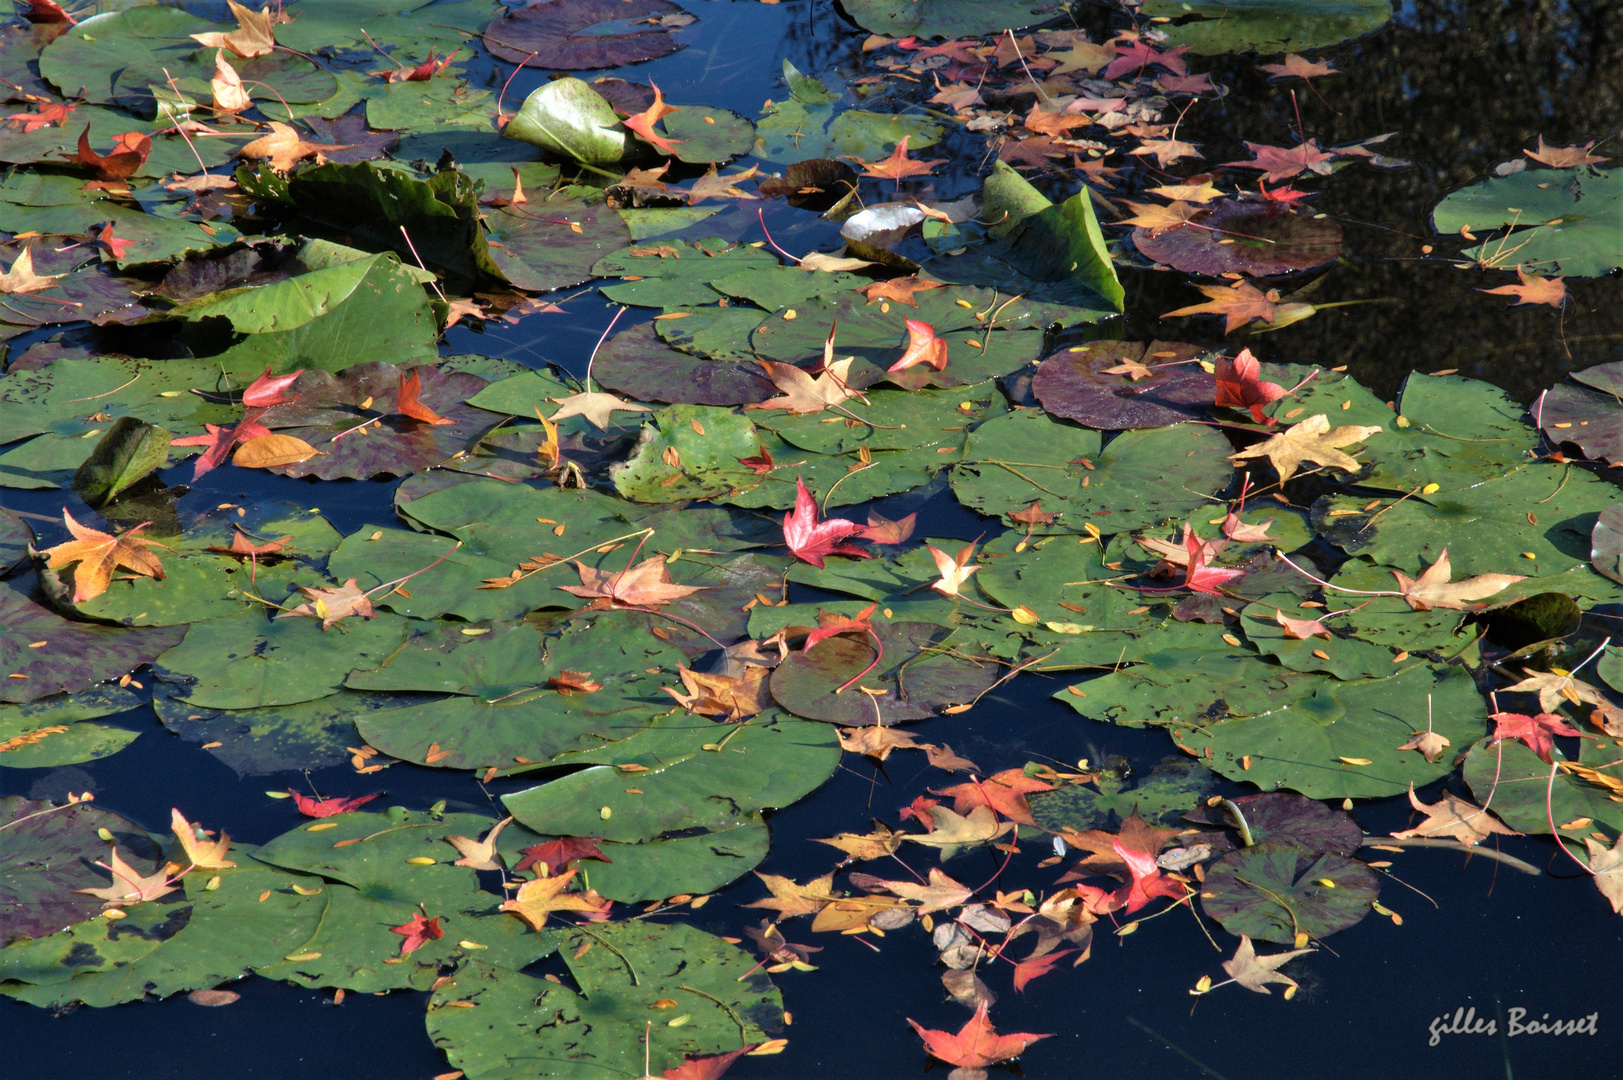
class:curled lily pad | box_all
[0,584,185,704]
[482,0,691,69]
[0,795,164,945]
[769,621,998,726]
[1593,505,1623,585]
[1133,199,1343,275]
[1030,341,1215,429]
[1202,841,1379,945]
[504,77,627,165]
[758,158,859,210]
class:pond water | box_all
[2,1,1622,1079]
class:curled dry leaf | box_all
[275,579,377,629]
[1391,549,1525,612]
[499,866,611,929]
[1392,784,1518,846]
[444,815,513,871]
[662,664,771,720]
[1228,413,1382,484]
[558,555,708,608]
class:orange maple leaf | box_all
[1478,265,1566,308]
[394,369,454,425]
[43,510,166,602]
[623,78,683,157]
[850,136,942,188]
[906,1002,1051,1070]
[558,555,708,608]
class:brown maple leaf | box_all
[1121,199,1203,237]
[1274,608,1331,640]
[76,846,178,906]
[1584,833,1623,914]
[1258,54,1339,80]
[443,815,512,871]
[1392,785,1518,846]
[662,664,770,721]
[546,670,602,695]
[1479,265,1566,308]
[924,743,980,773]
[1395,727,1451,763]
[275,579,377,629]
[558,555,708,608]
[1023,101,1093,138]
[1390,549,1525,612]
[190,0,276,57]
[43,510,166,603]
[816,824,903,863]
[65,125,150,184]
[1129,137,1203,168]
[686,163,761,204]
[499,866,611,929]
[622,78,683,157]
[211,49,251,117]
[0,244,63,295]
[1219,935,1314,996]
[1523,135,1609,169]
[1501,667,1612,713]
[837,725,921,761]
[1165,280,1311,334]
[861,276,945,307]
[743,870,837,920]
[1228,413,1382,484]
[850,136,942,186]
[748,356,861,414]
[238,121,352,173]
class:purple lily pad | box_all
[257,362,496,481]
[303,113,399,164]
[1593,505,1623,585]
[1133,199,1343,276]
[769,621,998,726]
[483,0,691,70]
[1184,792,1364,857]
[1030,340,1215,429]
[1,584,185,704]
[594,323,775,406]
[592,78,655,116]
[758,159,860,211]
[1539,373,1623,464]
[0,795,167,946]
[482,195,632,293]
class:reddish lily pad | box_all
[593,323,776,406]
[1540,363,1623,464]
[1184,792,1365,857]
[1030,340,1215,429]
[1133,200,1343,276]
[483,0,691,69]
[0,584,185,704]
[482,194,633,293]
[769,621,998,726]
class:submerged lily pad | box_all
[1030,341,1215,429]
[1202,841,1379,945]
[482,0,692,69]
[1142,0,1393,54]
[1029,758,1216,831]
[1134,199,1343,275]
[0,585,186,704]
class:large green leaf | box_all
[0,358,230,445]
[0,685,143,769]
[769,621,999,725]
[611,405,763,503]
[1433,166,1622,278]
[1201,842,1379,945]
[838,0,1065,40]
[1142,0,1393,54]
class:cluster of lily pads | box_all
[1,0,1621,1077]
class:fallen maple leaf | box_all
[1501,667,1613,714]
[1479,265,1566,308]
[0,244,63,295]
[662,1046,758,1080]
[1275,608,1331,640]
[804,602,879,652]
[934,769,1054,825]
[889,318,949,372]
[394,369,454,425]
[1584,833,1623,914]
[1121,199,1203,236]
[1396,726,1451,763]
[21,0,77,25]
[1113,836,1187,913]
[907,1002,1051,1072]
[94,222,133,260]
[1214,348,1289,421]
[871,867,972,914]
[850,135,942,186]
[76,846,177,905]
[1392,784,1517,846]
[499,866,611,929]
[925,743,980,772]
[1167,281,1310,336]
[1219,935,1313,996]
[233,432,320,469]
[546,670,601,695]
[190,0,276,57]
[242,366,303,407]
[1128,137,1203,169]
[737,444,775,476]
[1228,413,1382,484]
[276,578,378,628]
[514,837,611,876]
[1390,549,1525,612]
[743,870,837,920]
[238,121,351,173]
[211,49,251,117]
[43,510,166,603]
[443,815,513,871]
[782,475,869,568]
[390,912,444,956]
[382,50,458,83]
[1223,139,1336,182]
[1023,101,1094,138]
[1103,38,1188,78]
[1523,135,1609,169]
[66,125,150,183]
[927,541,980,597]
[1489,710,1583,764]
[1012,947,1077,993]
[545,390,652,431]
[1258,54,1338,80]
[816,823,904,862]
[1181,523,1244,595]
[751,356,862,414]
[859,508,916,544]
[558,555,708,608]
[171,808,236,870]
[6,101,75,133]
[685,163,761,204]
[862,276,945,307]
[287,790,382,818]
[663,664,771,721]
[903,804,1013,855]
[1221,509,1275,542]
[622,78,683,156]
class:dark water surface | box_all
[5,0,1623,1078]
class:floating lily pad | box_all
[1185,792,1365,857]
[1358,372,1534,493]
[1142,0,1393,54]
[1593,506,1623,585]
[1540,362,1623,464]
[1433,166,1622,278]
[1241,593,1398,679]
[1134,199,1343,275]
[482,0,692,69]
[769,621,998,725]
[1202,841,1378,945]
[0,585,186,704]
[0,510,29,572]
[152,685,383,777]
[0,357,230,445]
[1463,736,1623,836]
[0,685,144,769]
[0,795,164,946]
[593,323,777,406]
[662,106,756,164]
[839,0,1065,40]
[1029,758,1216,832]
[1029,341,1214,429]
[429,924,780,1080]
[611,405,763,503]
[595,239,779,308]
[499,817,772,903]
[482,192,633,293]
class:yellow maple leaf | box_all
[499,866,610,930]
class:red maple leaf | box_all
[782,475,869,568]
[1214,347,1287,423]
[1181,523,1244,595]
[1489,711,1583,764]
[906,1002,1051,1070]
[1223,139,1336,183]
[888,318,948,372]
[661,1046,757,1080]
[737,444,775,476]
[21,0,77,24]
[67,125,151,183]
[171,418,273,479]
[6,102,76,133]
[94,222,133,260]
[1111,838,1186,913]
[933,768,1055,826]
[389,912,444,956]
[901,795,939,829]
[387,50,457,83]
[242,366,302,407]
[1259,179,1311,205]
[394,369,453,425]
[1012,948,1077,993]
[804,601,878,652]
[514,836,612,876]
[1102,40,1188,79]
[286,790,383,818]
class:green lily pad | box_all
[482,190,633,293]
[1201,841,1379,945]
[611,405,763,502]
[1240,593,1399,679]
[1,510,31,572]
[1433,166,1622,278]
[367,78,496,132]
[429,924,780,1080]
[0,357,230,445]
[838,0,1065,40]
[717,435,963,510]
[152,686,386,777]
[595,238,779,308]
[769,621,999,725]
[1328,560,1470,653]
[154,609,409,710]
[0,584,186,704]
[1355,372,1535,493]
[1463,736,1623,836]
[1142,0,1393,54]
[1029,758,1217,832]
[662,105,755,165]
[952,409,1235,534]
[499,817,772,903]
[502,712,839,843]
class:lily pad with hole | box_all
[1202,841,1378,945]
